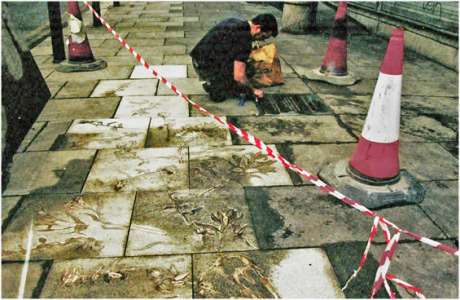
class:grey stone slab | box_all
[114,95,189,118]
[263,77,312,94]
[47,81,66,99]
[91,79,158,97]
[83,147,188,193]
[47,66,134,82]
[233,115,355,144]
[40,255,192,298]
[26,121,71,152]
[419,181,458,239]
[98,39,124,49]
[157,78,205,95]
[148,117,232,148]
[120,38,165,47]
[99,55,162,66]
[187,64,198,78]
[131,64,187,79]
[163,54,193,64]
[129,31,185,39]
[37,97,120,122]
[307,79,377,96]
[403,79,458,97]
[291,143,356,183]
[92,47,120,57]
[54,118,149,150]
[17,122,47,152]
[318,94,372,115]
[193,248,344,298]
[3,150,96,196]
[39,67,55,79]
[55,80,99,99]
[126,188,257,256]
[2,261,45,298]
[401,114,457,142]
[400,142,458,181]
[2,196,21,224]
[189,95,259,117]
[189,145,292,189]
[2,192,135,260]
[117,45,186,56]
[245,185,445,249]
[369,241,458,298]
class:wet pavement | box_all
[2,1,458,298]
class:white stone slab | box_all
[83,148,188,193]
[58,118,149,150]
[130,65,187,79]
[90,79,158,97]
[148,117,232,147]
[270,248,344,298]
[114,96,189,118]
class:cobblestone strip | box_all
[83,2,458,259]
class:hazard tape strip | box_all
[83,1,458,258]
[386,274,426,299]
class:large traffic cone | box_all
[348,28,404,184]
[57,1,106,72]
[301,2,358,86]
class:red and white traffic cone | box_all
[300,2,358,86]
[57,1,106,72]
[348,28,405,184]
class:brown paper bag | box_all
[249,43,284,87]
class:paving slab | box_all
[40,255,192,298]
[114,95,189,118]
[99,55,162,66]
[189,145,292,189]
[403,79,458,97]
[193,248,344,298]
[129,31,185,39]
[418,181,458,239]
[189,95,259,117]
[54,80,99,99]
[2,196,21,224]
[47,81,66,99]
[147,117,232,147]
[307,79,377,96]
[116,45,186,56]
[245,185,445,249]
[54,118,149,150]
[47,66,134,82]
[17,122,47,152]
[3,150,95,196]
[37,97,120,122]
[263,77,312,94]
[120,38,165,47]
[90,79,158,97]
[83,147,188,193]
[317,94,372,115]
[163,54,193,64]
[232,115,355,144]
[2,192,135,260]
[91,47,120,57]
[131,64,187,79]
[291,143,356,183]
[2,261,46,298]
[126,188,257,256]
[157,78,205,95]
[26,121,71,152]
[369,241,458,298]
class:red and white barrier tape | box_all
[83,0,458,253]
[386,274,426,299]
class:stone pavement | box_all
[2,2,458,298]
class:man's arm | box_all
[234,60,264,98]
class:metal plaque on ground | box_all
[257,94,330,115]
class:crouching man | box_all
[190,14,278,102]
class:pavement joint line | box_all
[20,121,49,153]
[122,191,138,257]
[84,0,459,258]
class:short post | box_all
[92,2,102,27]
[47,2,65,63]
[281,1,319,34]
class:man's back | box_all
[190,18,252,70]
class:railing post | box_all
[47,1,65,63]
[92,2,102,27]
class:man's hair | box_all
[252,14,278,37]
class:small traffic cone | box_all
[348,28,405,184]
[57,1,106,72]
[301,2,358,86]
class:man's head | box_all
[250,14,278,41]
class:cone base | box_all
[319,159,425,209]
[56,58,107,73]
[347,164,400,186]
[300,67,359,86]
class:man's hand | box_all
[253,88,264,99]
